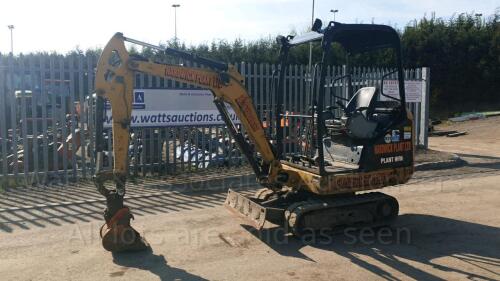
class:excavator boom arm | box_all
[94,33,278,183]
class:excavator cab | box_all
[270,20,413,173]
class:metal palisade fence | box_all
[0,54,430,187]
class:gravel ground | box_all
[0,117,499,280]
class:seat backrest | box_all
[341,87,379,139]
[345,87,378,117]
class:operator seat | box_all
[342,87,379,139]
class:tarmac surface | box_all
[0,117,499,280]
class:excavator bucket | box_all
[224,189,268,229]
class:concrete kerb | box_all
[159,152,467,192]
[0,152,466,212]
[414,154,467,171]
[163,152,467,193]
[159,173,258,193]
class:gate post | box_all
[419,67,430,148]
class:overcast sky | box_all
[0,0,498,54]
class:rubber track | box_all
[284,192,398,235]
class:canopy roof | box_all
[324,22,401,53]
[287,21,401,53]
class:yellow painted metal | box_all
[280,163,412,195]
[95,33,278,178]
[94,33,134,176]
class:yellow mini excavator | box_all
[93,19,414,251]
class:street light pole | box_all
[172,4,180,43]
[7,25,14,55]
[308,0,315,75]
[330,9,339,21]
[474,13,483,27]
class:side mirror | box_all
[312,18,322,32]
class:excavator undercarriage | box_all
[226,188,399,235]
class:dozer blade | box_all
[224,189,267,230]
